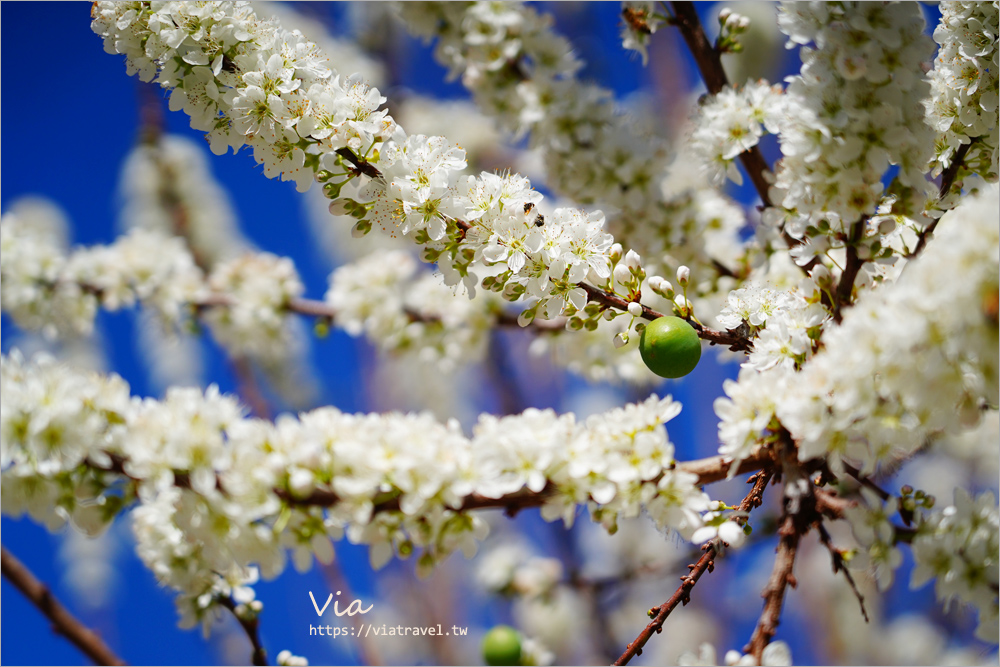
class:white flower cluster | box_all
[0,202,94,338]
[2,351,718,626]
[911,489,999,643]
[203,252,304,361]
[717,277,827,372]
[926,1,999,181]
[93,1,391,191]
[771,2,936,229]
[1,205,313,371]
[716,185,999,476]
[780,185,999,470]
[396,1,747,291]
[1,209,204,338]
[325,249,500,370]
[688,81,784,187]
[95,2,663,328]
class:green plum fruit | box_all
[639,316,702,378]
[483,625,522,666]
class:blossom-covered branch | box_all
[395,1,751,293]
[1,350,738,629]
[90,0,725,357]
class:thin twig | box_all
[613,469,774,665]
[908,141,972,259]
[613,544,716,666]
[814,487,854,519]
[231,356,273,419]
[1,545,127,666]
[815,522,869,622]
[840,462,890,502]
[578,283,751,351]
[217,597,268,666]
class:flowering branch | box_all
[613,468,774,665]
[1,546,126,666]
[282,448,776,513]
[668,1,773,208]
[216,597,268,666]
[574,282,751,350]
[342,147,749,350]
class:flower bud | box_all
[810,264,832,288]
[351,221,371,238]
[609,243,623,263]
[625,249,642,270]
[329,199,351,216]
[627,301,643,317]
[613,332,629,348]
[613,263,632,286]
[676,265,690,286]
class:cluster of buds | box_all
[716,8,752,54]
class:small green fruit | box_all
[483,625,522,666]
[638,316,702,378]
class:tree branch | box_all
[613,468,774,665]
[832,218,866,323]
[668,1,773,208]
[743,442,821,662]
[744,510,801,662]
[578,282,752,351]
[1,545,127,666]
[908,141,972,259]
[217,597,268,666]
[282,448,776,512]
[343,150,750,351]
